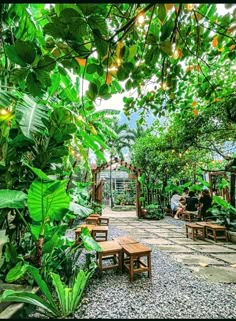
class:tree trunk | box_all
[36,235,44,267]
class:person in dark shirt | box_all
[186,191,199,212]
[199,189,212,220]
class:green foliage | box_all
[145,204,165,220]
[0,190,27,209]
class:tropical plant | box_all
[210,195,236,228]
[1,265,93,318]
[145,204,165,220]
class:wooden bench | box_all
[89,214,100,218]
[204,223,228,242]
[185,223,205,240]
[121,242,152,282]
[92,226,108,242]
[96,241,122,274]
[98,217,109,226]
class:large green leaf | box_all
[71,270,91,311]
[25,164,49,180]
[0,190,27,209]
[15,94,49,139]
[28,179,70,222]
[28,265,57,310]
[80,227,101,252]
[69,202,93,218]
[50,273,67,315]
[15,40,36,64]
[5,261,28,283]
[0,290,59,317]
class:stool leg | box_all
[213,229,216,242]
[225,230,228,242]
[130,256,134,282]
[118,251,122,273]
[186,226,188,238]
[148,253,151,279]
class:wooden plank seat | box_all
[98,217,110,226]
[113,236,138,245]
[185,223,205,240]
[92,226,108,242]
[121,242,152,282]
[85,217,99,225]
[204,223,228,242]
[96,241,122,274]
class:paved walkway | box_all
[104,207,236,283]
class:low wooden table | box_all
[204,223,228,242]
[185,223,205,240]
[121,243,152,282]
[75,224,94,240]
[98,217,110,226]
[97,241,122,274]
[92,226,108,242]
[113,236,138,245]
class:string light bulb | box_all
[137,14,145,24]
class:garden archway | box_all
[92,157,142,217]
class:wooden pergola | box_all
[91,157,142,218]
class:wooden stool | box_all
[98,217,109,226]
[92,226,108,242]
[85,217,99,225]
[185,223,205,240]
[205,223,228,242]
[97,241,122,273]
[89,214,100,218]
[113,236,138,245]
[75,224,94,241]
[182,211,198,222]
[121,243,152,282]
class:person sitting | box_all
[170,191,186,220]
[182,187,189,199]
[198,188,213,221]
[184,191,199,220]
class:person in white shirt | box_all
[170,191,186,219]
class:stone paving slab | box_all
[210,253,236,264]
[153,245,195,252]
[141,238,174,245]
[154,232,186,238]
[222,244,236,250]
[143,228,171,233]
[171,238,211,245]
[189,266,236,283]
[185,244,236,253]
[172,253,225,265]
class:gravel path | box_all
[75,224,236,319]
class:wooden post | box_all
[230,172,236,208]
[136,171,141,218]
[92,171,97,201]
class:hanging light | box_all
[137,14,145,25]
